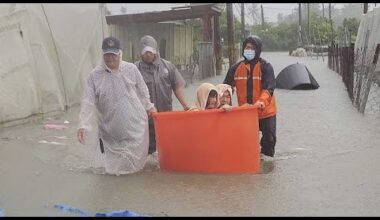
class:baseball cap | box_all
[102,37,121,54]
[141,46,157,55]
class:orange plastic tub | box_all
[152,106,260,173]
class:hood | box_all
[139,35,161,64]
[242,35,262,60]
[189,83,219,111]
[215,83,233,105]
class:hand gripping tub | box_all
[152,106,260,173]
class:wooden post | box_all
[241,3,246,43]
[298,3,302,47]
[202,14,212,42]
[214,14,222,75]
[307,3,310,44]
[329,3,334,45]
[261,5,264,27]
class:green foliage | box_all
[195,4,361,55]
[219,9,243,57]
[309,13,331,45]
[251,23,298,51]
[336,17,360,45]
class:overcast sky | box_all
[106,3,349,24]
[106,3,298,24]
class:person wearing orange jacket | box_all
[223,35,277,161]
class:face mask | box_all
[243,49,255,61]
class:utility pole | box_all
[214,14,222,75]
[261,4,264,27]
[251,3,256,25]
[322,3,324,19]
[364,3,368,14]
[241,3,246,43]
[227,3,236,67]
[307,3,310,45]
[329,3,334,44]
[298,3,302,47]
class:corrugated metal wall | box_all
[108,22,193,66]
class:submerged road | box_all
[1,52,379,216]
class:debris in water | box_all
[38,140,66,145]
[95,210,149,217]
[53,204,148,217]
[43,124,68,130]
[53,204,89,217]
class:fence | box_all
[176,42,217,87]
[328,7,380,115]
[328,44,355,101]
[328,42,380,115]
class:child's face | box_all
[220,90,231,105]
[206,94,218,109]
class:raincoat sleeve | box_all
[223,62,240,89]
[259,61,276,106]
[132,65,155,111]
[78,74,96,131]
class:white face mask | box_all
[243,49,255,61]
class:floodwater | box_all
[1,52,380,216]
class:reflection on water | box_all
[260,161,275,174]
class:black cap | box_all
[102,36,121,54]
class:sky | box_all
[106,3,369,26]
[106,3,301,24]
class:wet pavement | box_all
[1,52,380,216]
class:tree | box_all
[252,22,298,51]
[336,17,360,44]
[246,4,261,25]
[277,13,284,24]
[309,14,331,45]
[281,8,298,24]
[333,3,362,27]
[219,8,243,57]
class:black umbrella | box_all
[275,63,319,90]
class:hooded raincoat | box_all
[78,52,154,175]
[216,83,233,106]
[188,83,220,111]
[135,35,185,112]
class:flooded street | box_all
[1,52,380,216]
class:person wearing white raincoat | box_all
[77,37,157,175]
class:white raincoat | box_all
[78,53,154,175]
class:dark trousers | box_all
[259,115,277,157]
[148,118,156,154]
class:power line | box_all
[261,7,295,11]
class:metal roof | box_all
[106,3,224,25]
